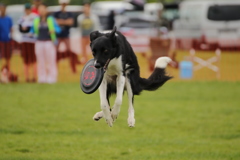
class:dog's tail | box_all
[139,57,172,91]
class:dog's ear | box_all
[109,26,117,47]
[109,26,117,39]
[90,31,100,42]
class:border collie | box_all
[90,27,172,127]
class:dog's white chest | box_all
[106,56,123,76]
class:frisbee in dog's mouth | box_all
[80,59,104,94]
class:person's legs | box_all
[56,38,63,61]
[0,42,2,56]
[0,42,5,66]
[0,42,4,67]
[32,62,37,82]
[29,42,37,82]
[24,64,30,82]
[64,38,79,73]
[81,36,89,64]
[5,41,11,69]
[35,41,47,83]
[0,41,12,69]
[45,41,57,83]
[21,42,30,82]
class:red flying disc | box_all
[80,59,104,94]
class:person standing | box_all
[54,0,79,73]
[32,0,42,15]
[77,1,101,64]
[0,3,13,70]
[31,4,61,83]
[19,3,38,82]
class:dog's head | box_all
[90,27,117,69]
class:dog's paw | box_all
[111,107,120,122]
[111,113,118,122]
[105,117,113,127]
[128,117,135,127]
[93,111,103,121]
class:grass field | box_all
[0,82,240,160]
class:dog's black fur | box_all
[90,27,172,99]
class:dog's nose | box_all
[94,62,101,69]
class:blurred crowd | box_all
[0,0,103,84]
[2,0,239,83]
[1,0,176,84]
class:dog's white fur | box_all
[93,56,171,127]
[155,57,172,68]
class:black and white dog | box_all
[90,27,172,127]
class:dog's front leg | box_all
[99,78,113,127]
[126,78,135,127]
[111,74,125,121]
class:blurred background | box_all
[1,1,240,159]
[1,0,239,83]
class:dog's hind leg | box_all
[98,79,113,127]
[126,78,135,127]
[111,75,125,122]
[93,111,103,121]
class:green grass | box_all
[0,82,240,160]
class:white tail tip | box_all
[154,57,172,68]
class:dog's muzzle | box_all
[94,61,101,69]
[94,59,111,71]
